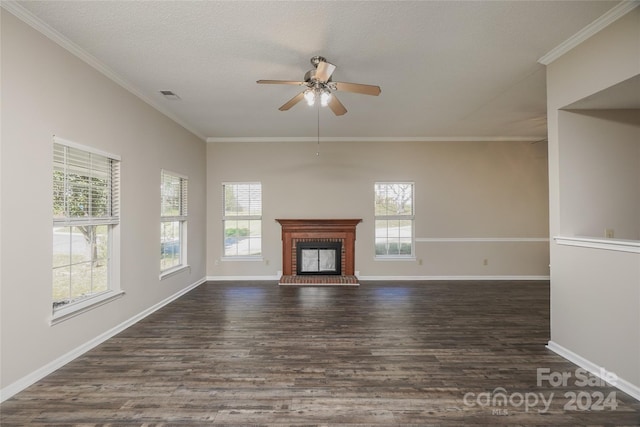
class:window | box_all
[161,170,188,273]
[374,182,414,257]
[52,138,120,311]
[223,183,262,257]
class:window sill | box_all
[51,290,125,325]
[160,264,191,280]
[374,256,417,262]
[221,256,264,262]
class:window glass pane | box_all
[399,238,412,255]
[374,185,392,216]
[398,219,413,237]
[223,220,262,256]
[224,184,262,216]
[52,266,71,305]
[53,227,71,268]
[93,225,109,293]
[70,261,92,301]
[247,238,261,256]
[248,219,262,237]
[92,263,108,294]
[224,219,239,256]
[247,221,262,256]
[375,183,413,216]
[52,224,112,306]
[375,219,390,255]
[95,225,109,261]
[161,221,181,270]
[72,226,93,264]
[225,221,256,256]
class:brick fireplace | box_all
[276,219,362,285]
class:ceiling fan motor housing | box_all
[310,55,327,67]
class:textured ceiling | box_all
[11,1,620,141]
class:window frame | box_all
[374,181,416,260]
[222,182,263,260]
[160,169,189,278]
[51,136,122,323]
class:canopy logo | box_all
[462,367,619,415]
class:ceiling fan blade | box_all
[328,94,347,116]
[334,82,381,96]
[278,92,305,111]
[315,61,336,82]
[257,80,304,85]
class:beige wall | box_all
[546,8,640,393]
[1,11,207,392]
[207,139,550,279]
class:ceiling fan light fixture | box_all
[320,89,331,107]
[304,89,316,106]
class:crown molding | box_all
[1,1,206,141]
[538,1,639,65]
[206,136,545,143]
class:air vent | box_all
[159,90,181,101]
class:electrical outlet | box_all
[418,259,423,266]
[265,259,270,266]
[605,229,614,238]
[483,259,489,266]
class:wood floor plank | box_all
[2,280,639,425]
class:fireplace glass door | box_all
[296,242,342,275]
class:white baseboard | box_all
[0,277,206,403]
[206,275,280,281]
[356,275,550,281]
[547,340,640,402]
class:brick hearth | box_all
[278,275,360,286]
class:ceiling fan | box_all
[257,56,381,116]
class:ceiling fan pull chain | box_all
[316,102,321,157]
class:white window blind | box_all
[53,142,120,225]
[161,170,188,219]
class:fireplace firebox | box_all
[296,241,342,275]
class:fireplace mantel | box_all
[276,219,362,285]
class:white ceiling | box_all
[10,1,621,141]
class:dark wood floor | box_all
[2,281,640,426]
